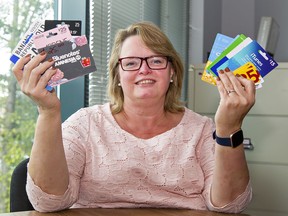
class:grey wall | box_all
[221,0,255,38]
[254,0,288,62]
[204,0,222,63]
[190,0,288,64]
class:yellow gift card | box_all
[233,62,264,87]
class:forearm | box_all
[210,143,249,207]
[28,109,69,195]
[210,68,255,207]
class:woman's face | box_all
[118,35,173,104]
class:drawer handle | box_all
[244,138,254,150]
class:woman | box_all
[12,22,255,213]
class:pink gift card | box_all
[33,25,72,49]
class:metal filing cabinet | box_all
[187,63,288,216]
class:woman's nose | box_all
[138,60,151,74]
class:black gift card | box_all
[38,35,96,88]
[45,20,82,36]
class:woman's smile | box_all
[136,79,156,85]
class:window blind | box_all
[161,0,189,101]
[88,0,189,106]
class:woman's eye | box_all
[125,61,136,67]
[151,58,163,65]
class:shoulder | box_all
[181,107,215,135]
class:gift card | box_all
[10,20,45,64]
[37,35,96,88]
[33,24,72,49]
[233,62,263,89]
[201,33,234,85]
[212,40,278,79]
[201,66,217,85]
[209,37,253,76]
[45,20,82,36]
[206,34,247,75]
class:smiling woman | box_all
[12,20,254,214]
[1,0,190,213]
[0,0,54,212]
[88,0,189,108]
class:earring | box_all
[170,79,173,83]
[118,83,121,86]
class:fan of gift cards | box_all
[10,20,97,91]
[201,33,278,89]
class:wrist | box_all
[213,129,244,148]
[37,103,61,115]
[38,107,61,119]
[215,125,242,137]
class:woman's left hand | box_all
[214,67,256,137]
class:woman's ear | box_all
[170,68,174,79]
[169,69,175,83]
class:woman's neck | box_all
[114,102,183,139]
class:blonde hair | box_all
[108,21,184,114]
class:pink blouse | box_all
[26,103,252,213]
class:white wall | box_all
[189,0,204,65]
[189,0,222,65]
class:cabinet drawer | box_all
[188,64,219,113]
[245,163,288,214]
[190,114,288,164]
[242,116,288,164]
[243,209,287,216]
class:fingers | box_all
[12,54,32,82]
[37,66,57,90]
[26,58,54,89]
[234,73,256,98]
[216,67,255,97]
[215,68,256,136]
[22,51,50,86]
[215,71,227,98]
[13,51,57,93]
[216,68,237,99]
[215,67,256,125]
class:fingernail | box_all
[219,70,224,74]
[236,74,241,77]
[51,66,57,70]
[216,77,220,81]
[48,58,54,62]
[224,67,230,72]
[40,51,46,55]
[25,54,31,58]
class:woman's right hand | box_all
[14,52,70,196]
[12,51,61,113]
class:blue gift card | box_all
[210,40,278,78]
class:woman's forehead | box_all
[120,35,156,57]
